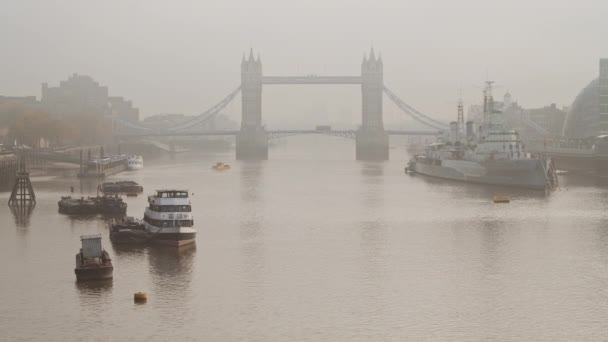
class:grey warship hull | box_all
[411,158,553,190]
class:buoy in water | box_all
[493,195,511,203]
[134,291,148,303]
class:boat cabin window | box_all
[157,191,188,198]
[149,204,191,212]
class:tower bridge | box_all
[114,48,448,160]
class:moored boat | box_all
[74,234,113,281]
[408,82,558,191]
[101,181,143,194]
[127,155,144,170]
[58,195,127,215]
[144,190,196,246]
[110,217,149,244]
[212,162,231,171]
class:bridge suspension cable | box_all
[167,86,242,131]
[114,86,242,133]
[522,116,550,136]
[383,86,448,131]
[114,117,155,132]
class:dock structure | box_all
[0,152,18,191]
[78,153,128,178]
[8,153,36,207]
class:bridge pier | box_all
[356,129,389,160]
[236,128,268,160]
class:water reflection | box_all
[360,162,385,178]
[560,173,608,189]
[239,161,265,203]
[237,161,267,341]
[76,279,113,312]
[414,173,549,200]
[110,243,147,258]
[148,244,197,333]
[76,279,113,293]
[360,162,385,209]
[148,244,197,278]
[10,205,35,229]
[356,220,389,327]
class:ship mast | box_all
[486,80,495,114]
[481,80,495,135]
[457,98,464,141]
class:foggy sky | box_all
[2,0,607,128]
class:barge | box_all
[101,181,143,195]
[75,234,113,281]
[58,195,127,215]
[110,217,149,244]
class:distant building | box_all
[40,73,139,122]
[600,58,608,133]
[41,74,110,118]
[108,96,139,123]
[467,92,565,138]
[0,95,42,112]
[562,59,608,138]
[526,104,566,137]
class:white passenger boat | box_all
[143,190,196,246]
[127,155,143,170]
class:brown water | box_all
[1,136,608,341]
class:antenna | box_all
[486,80,495,114]
[457,98,464,138]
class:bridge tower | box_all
[357,48,388,160]
[236,49,268,160]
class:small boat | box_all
[74,234,113,281]
[212,162,231,171]
[493,195,511,203]
[58,195,127,215]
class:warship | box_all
[408,82,557,190]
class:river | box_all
[1,136,607,341]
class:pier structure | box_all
[78,152,128,178]
[8,153,36,207]
[0,153,18,192]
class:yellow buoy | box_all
[493,195,511,203]
[134,291,148,303]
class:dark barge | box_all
[109,217,149,244]
[101,181,143,195]
[75,234,113,281]
[58,195,127,215]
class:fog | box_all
[2,0,607,127]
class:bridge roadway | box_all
[262,76,362,85]
[114,129,439,138]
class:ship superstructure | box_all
[408,82,558,190]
